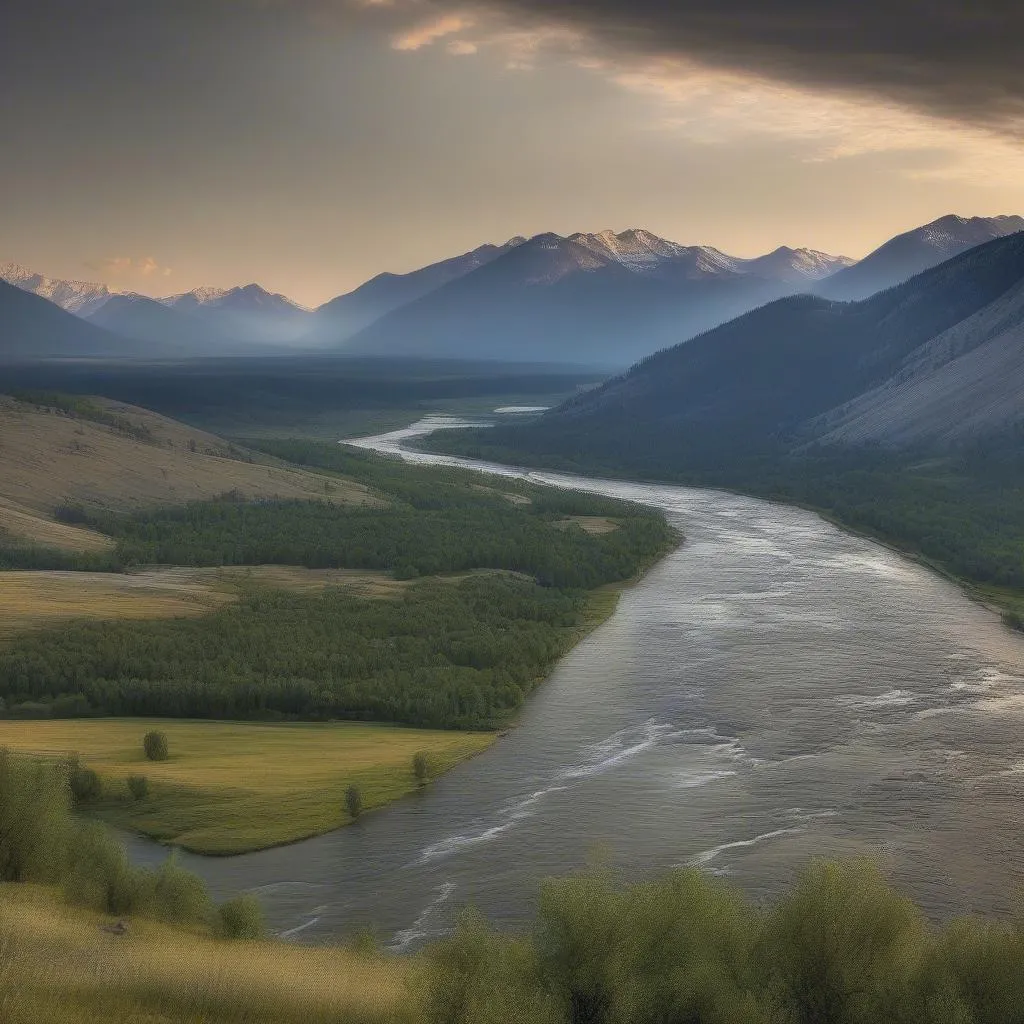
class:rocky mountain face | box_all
[0,263,114,317]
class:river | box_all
[126,416,1024,947]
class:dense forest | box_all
[0,357,597,433]
[0,575,594,728]
[37,439,674,587]
[0,441,676,726]
[425,423,1024,603]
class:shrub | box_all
[67,759,102,805]
[345,784,363,820]
[217,895,265,939]
[151,855,214,925]
[413,751,430,786]
[420,909,559,1024]
[127,775,149,801]
[64,821,146,916]
[143,730,169,761]
[0,749,69,883]
[759,860,924,1024]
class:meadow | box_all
[0,883,411,1024]
[0,718,493,854]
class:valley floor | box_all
[0,718,494,855]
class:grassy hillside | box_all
[0,566,402,640]
[0,718,492,854]
[0,393,373,552]
[0,886,409,1024]
[8,749,1024,1023]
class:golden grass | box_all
[0,497,114,552]
[0,566,410,639]
[0,885,413,1024]
[0,395,376,536]
[0,719,494,855]
[0,571,232,639]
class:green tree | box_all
[127,775,149,801]
[67,758,102,805]
[143,730,169,762]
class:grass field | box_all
[0,719,494,855]
[0,884,411,1024]
[0,566,410,639]
[0,396,374,546]
[0,497,114,553]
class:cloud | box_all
[356,0,1024,184]
[474,0,1024,136]
[87,256,172,279]
[392,12,474,50]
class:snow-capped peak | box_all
[741,246,855,282]
[0,262,117,315]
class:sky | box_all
[3,0,1022,306]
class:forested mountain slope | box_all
[539,230,1024,453]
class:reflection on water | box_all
[124,418,1024,947]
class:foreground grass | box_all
[0,884,412,1024]
[0,719,493,855]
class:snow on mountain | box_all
[740,246,855,283]
[0,263,116,317]
[545,231,848,283]
[818,214,1024,301]
[160,284,308,314]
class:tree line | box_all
[0,575,595,728]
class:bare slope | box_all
[815,276,1024,445]
[0,395,373,547]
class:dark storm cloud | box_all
[476,0,1024,131]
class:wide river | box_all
[128,417,1024,946]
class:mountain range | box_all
[815,214,1024,302]
[2,214,1020,363]
[331,230,855,366]
[0,278,137,360]
[512,228,1024,459]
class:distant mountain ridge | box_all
[0,262,115,316]
[331,228,854,366]
[4,214,1020,364]
[528,229,1024,454]
[816,214,1024,301]
[159,283,311,344]
[311,237,528,341]
[0,278,138,360]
